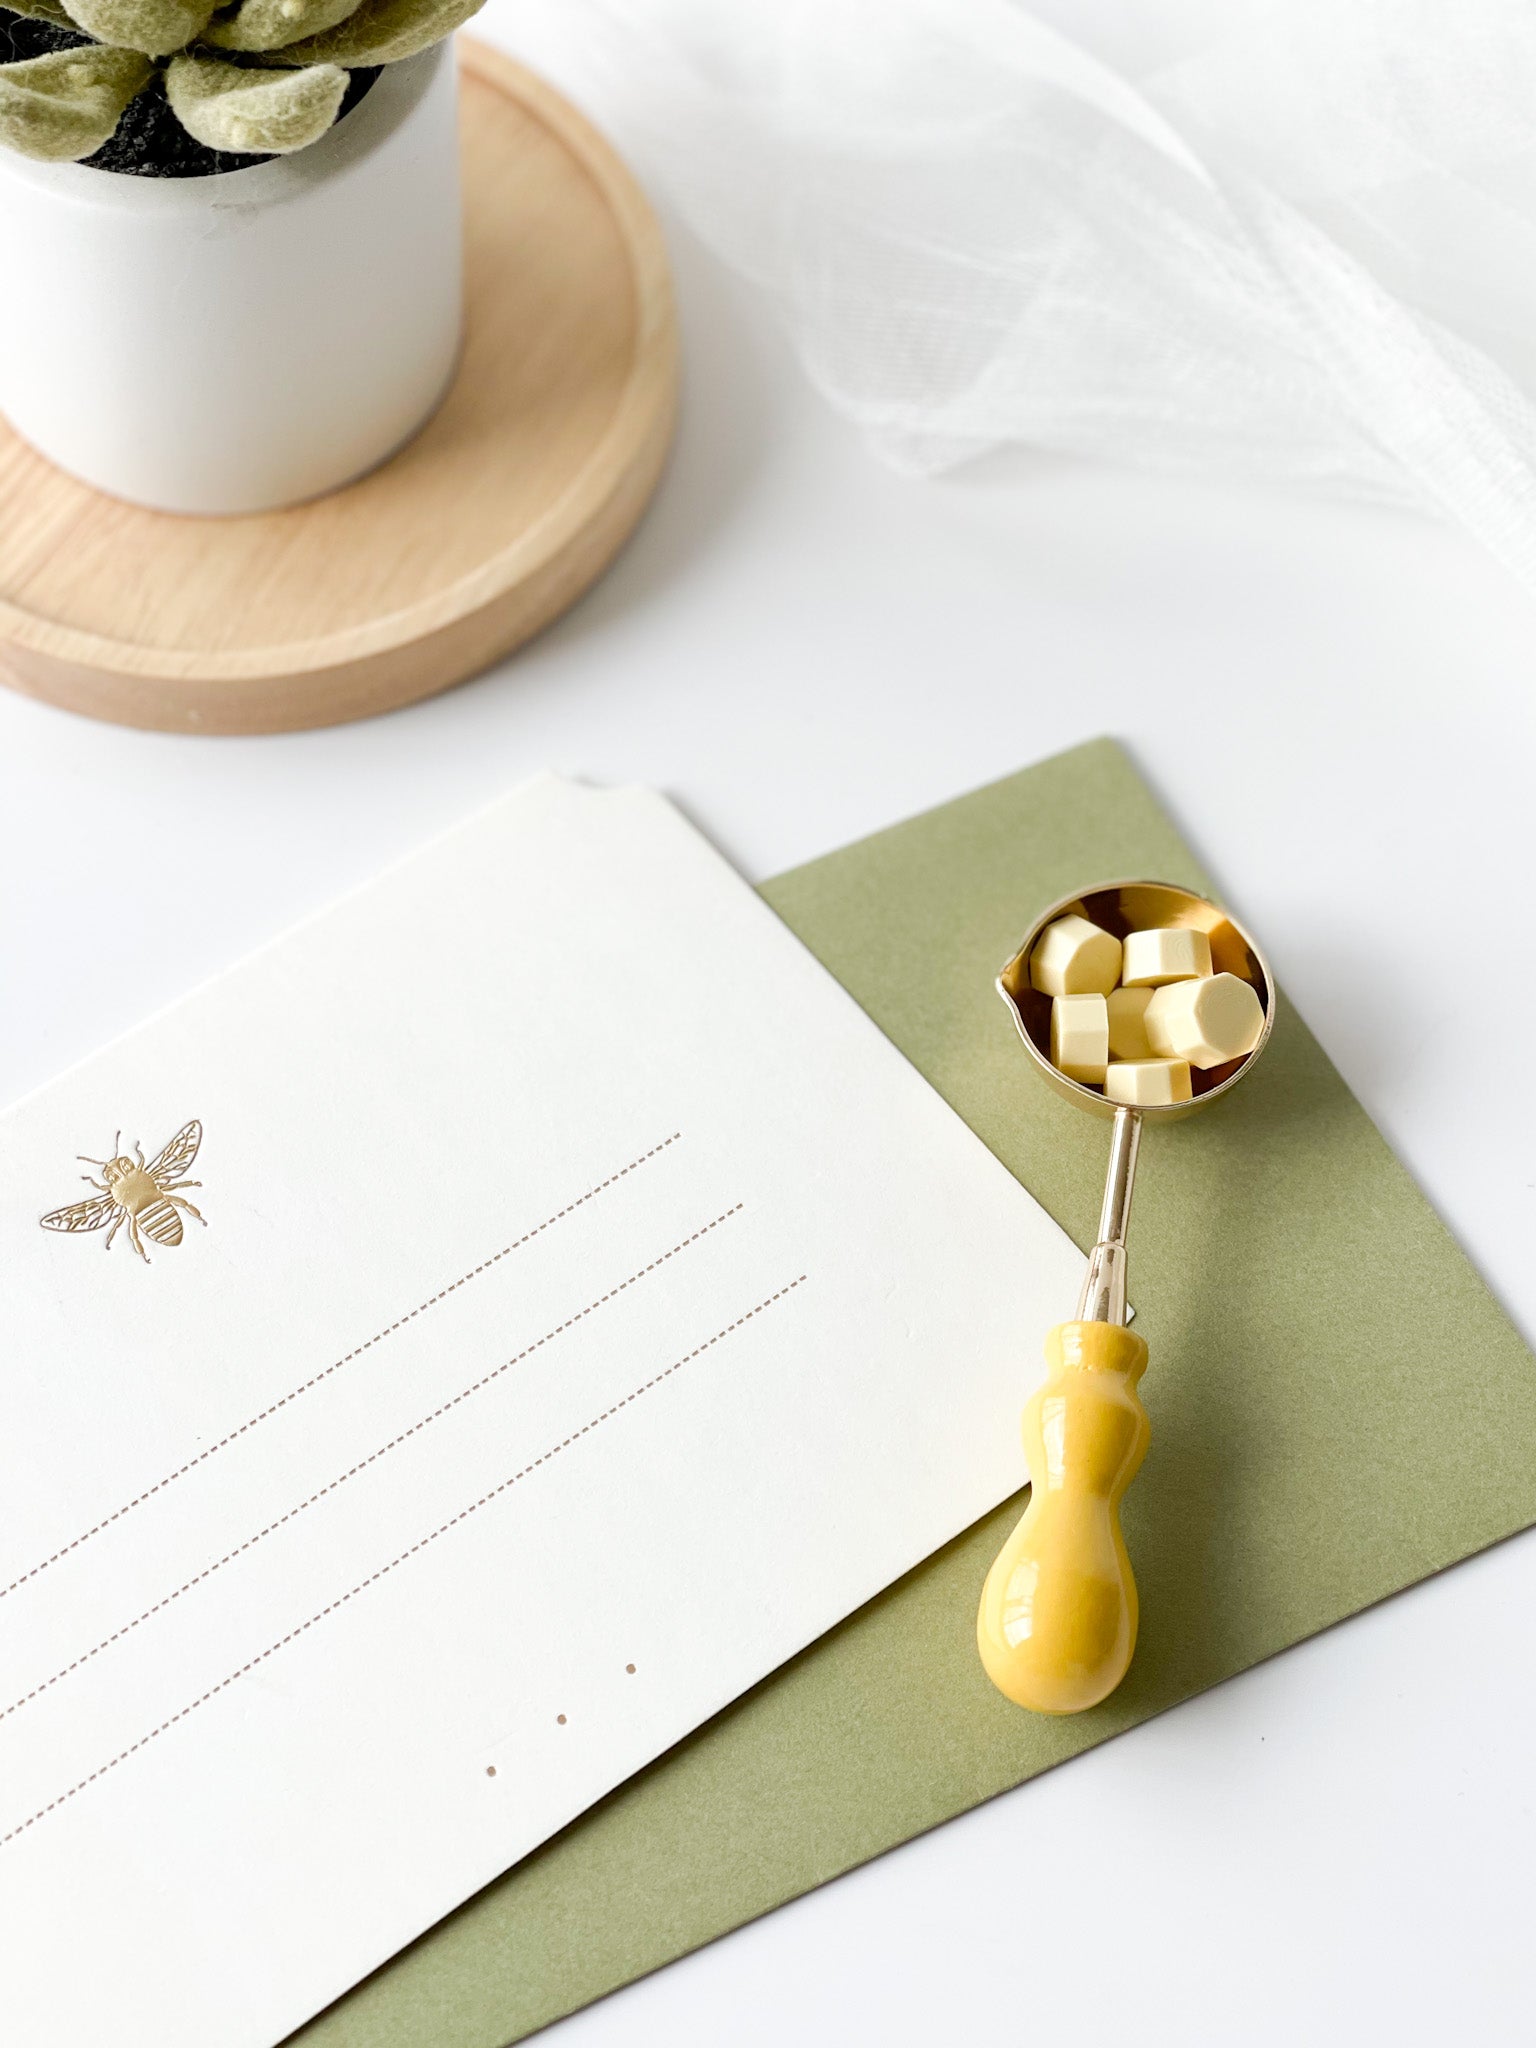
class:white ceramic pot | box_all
[0,42,462,514]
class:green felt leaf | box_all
[270,0,480,68]
[165,50,344,149]
[201,0,361,55]
[2,0,81,30]
[62,0,217,56]
[0,43,151,159]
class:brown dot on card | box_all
[626,1664,636,1674]
[485,1765,497,1778]
[557,1713,567,1725]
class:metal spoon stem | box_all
[1075,1105,1142,1326]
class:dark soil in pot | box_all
[0,7,378,177]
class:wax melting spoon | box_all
[977,880,1275,1715]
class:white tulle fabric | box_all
[522,0,1536,587]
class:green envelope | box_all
[294,738,1536,2047]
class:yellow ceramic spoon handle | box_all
[976,1318,1150,1715]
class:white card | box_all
[0,778,1081,2047]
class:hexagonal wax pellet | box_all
[1029,914,1122,997]
[1120,926,1213,987]
[1144,971,1264,1069]
[1050,993,1109,1084]
[1106,985,1153,1060]
[1104,1058,1192,1106]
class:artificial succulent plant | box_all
[0,0,483,167]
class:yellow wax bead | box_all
[1106,984,1153,1059]
[1104,1057,1192,1106]
[1120,926,1212,987]
[1029,914,1122,997]
[1050,993,1109,1083]
[1144,971,1264,1069]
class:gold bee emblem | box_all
[41,1119,207,1262]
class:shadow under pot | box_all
[0,39,462,515]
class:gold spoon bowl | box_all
[997,878,1275,1121]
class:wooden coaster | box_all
[0,40,677,735]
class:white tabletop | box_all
[4,32,1536,2042]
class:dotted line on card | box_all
[0,1200,743,1728]
[0,1275,807,1851]
[0,1134,683,1603]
